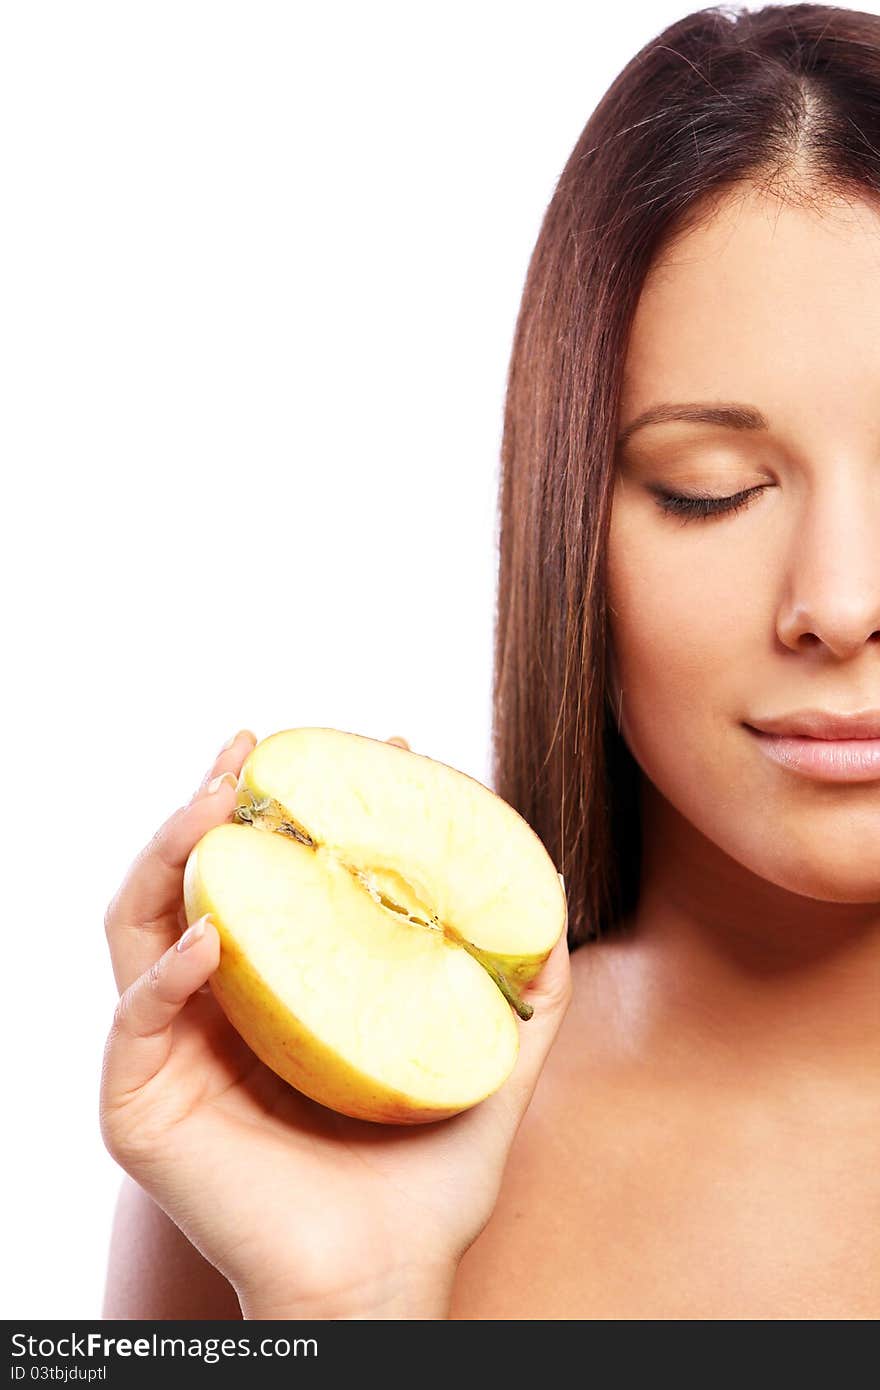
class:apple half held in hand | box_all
[183,727,566,1124]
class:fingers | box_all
[191,728,258,800]
[104,730,256,995]
[100,915,221,1157]
[469,873,572,1146]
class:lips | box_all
[745,715,880,783]
[746,709,880,740]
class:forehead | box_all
[620,186,880,425]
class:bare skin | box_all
[450,178,880,1319]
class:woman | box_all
[100,4,880,1319]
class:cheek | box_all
[606,522,742,781]
[604,506,771,876]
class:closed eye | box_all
[650,484,767,523]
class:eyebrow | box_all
[616,401,770,448]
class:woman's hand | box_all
[99,730,572,1320]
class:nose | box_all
[775,473,880,659]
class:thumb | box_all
[474,873,572,1141]
[100,914,220,1143]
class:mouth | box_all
[744,725,880,783]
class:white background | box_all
[3,0,733,1318]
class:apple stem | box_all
[441,921,534,1021]
[477,958,534,1022]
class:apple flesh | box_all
[183,727,566,1124]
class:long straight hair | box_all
[492,3,880,949]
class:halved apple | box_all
[183,727,565,1124]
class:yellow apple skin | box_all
[183,846,516,1125]
[479,948,554,991]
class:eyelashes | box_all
[650,484,767,523]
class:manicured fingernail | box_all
[219,728,247,750]
[207,772,237,794]
[178,914,211,952]
[220,728,256,754]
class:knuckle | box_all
[99,1104,149,1171]
[111,958,165,1034]
[144,823,169,865]
[103,894,120,938]
[145,957,164,993]
[110,989,134,1035]
[140,813,180,874]
[99,1055,164,1171]
[98,1061,135,1163]
[98,1097,130,1163]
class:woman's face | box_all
[608,182,880,907]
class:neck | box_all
[611,778,880,1092]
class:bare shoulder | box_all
[448,932,644,1319]
[451,927,880,1318]
[102,1177,243,1321]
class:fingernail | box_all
[558,872,566,894]
[220,728,256,753]
[178,914,211,952]
[207,772,237,794]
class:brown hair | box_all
[491,3,880,949]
